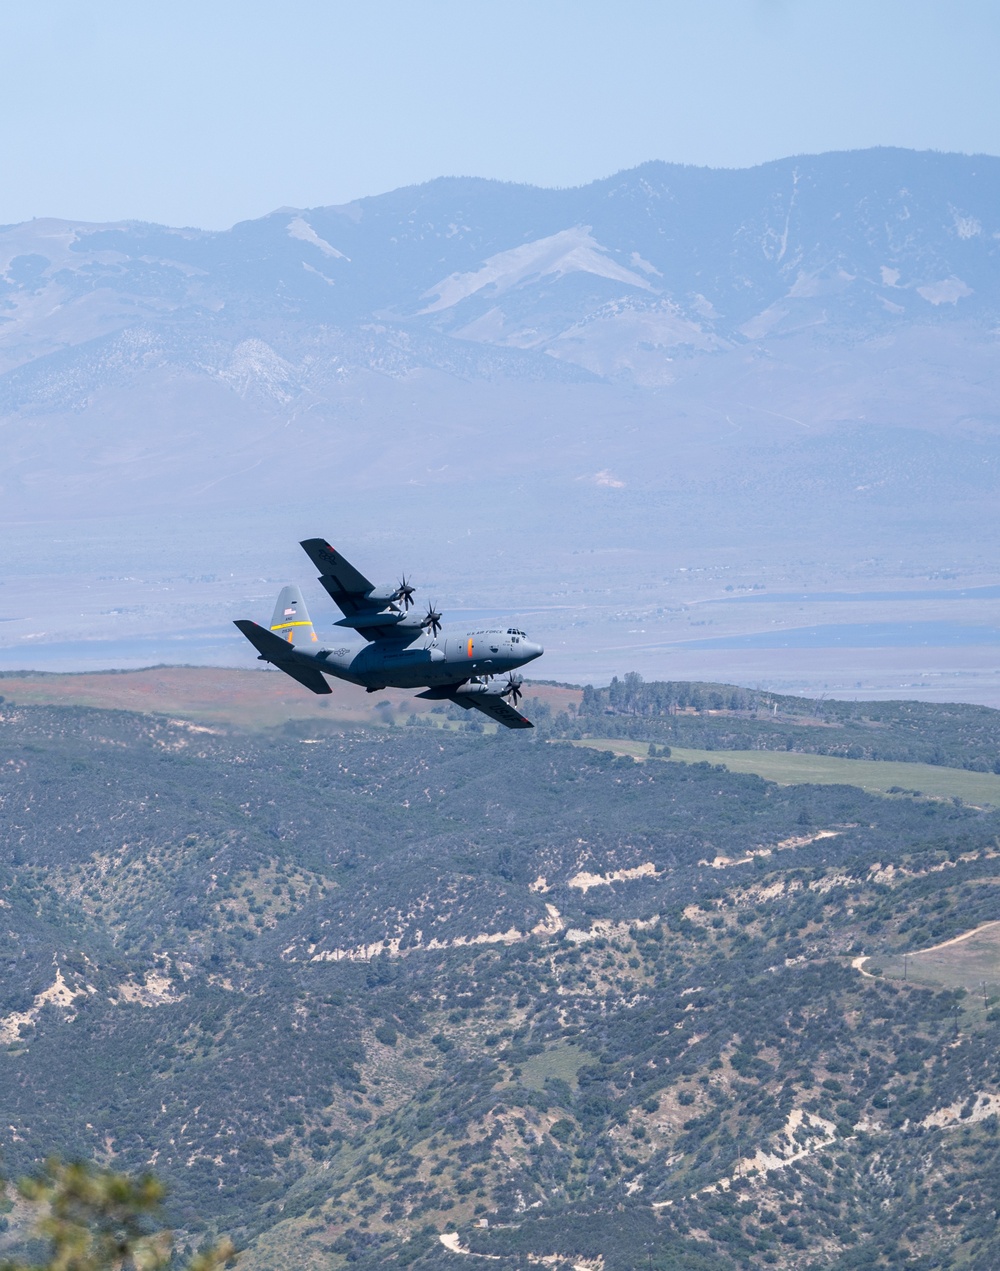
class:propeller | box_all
[503,674,523,706]
[395,575,415,609]
[422,603,443,637]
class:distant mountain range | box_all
[2,147,999,401]
[4,148,1000,697]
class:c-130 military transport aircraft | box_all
[234,539,544,729]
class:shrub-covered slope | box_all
[2,702,1000,1268]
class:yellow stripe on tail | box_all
[269,586,318,647]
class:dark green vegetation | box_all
[2,698,1000,1269]
[1,1158,233,1271]
[542,673,1000,772]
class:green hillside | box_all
[2,692,1000,1268]
[550,674,1000,773]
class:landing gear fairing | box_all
[234,540,544,729]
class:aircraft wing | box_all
[468,694,533,729]
[300,539,376,613]
[423,687,533,730]
[299,538,407,643]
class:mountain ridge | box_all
[5,146,1000,698]
[4,146,1000,391]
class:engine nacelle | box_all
[455,680,507,699]
[366,582,404,606]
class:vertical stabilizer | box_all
[269,585,317,645]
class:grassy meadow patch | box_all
[571,738,1000,805]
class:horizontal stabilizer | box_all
[233,620,332,695]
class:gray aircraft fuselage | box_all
[282,626,543,692]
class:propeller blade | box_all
[422,604,442,637]
[504,675,523,705]
[396,575,415,609]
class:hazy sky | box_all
[1,0,997,229]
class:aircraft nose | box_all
[523,641,544,662]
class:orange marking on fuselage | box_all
[467,637,474,658]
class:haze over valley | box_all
[4,147,1000,702]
